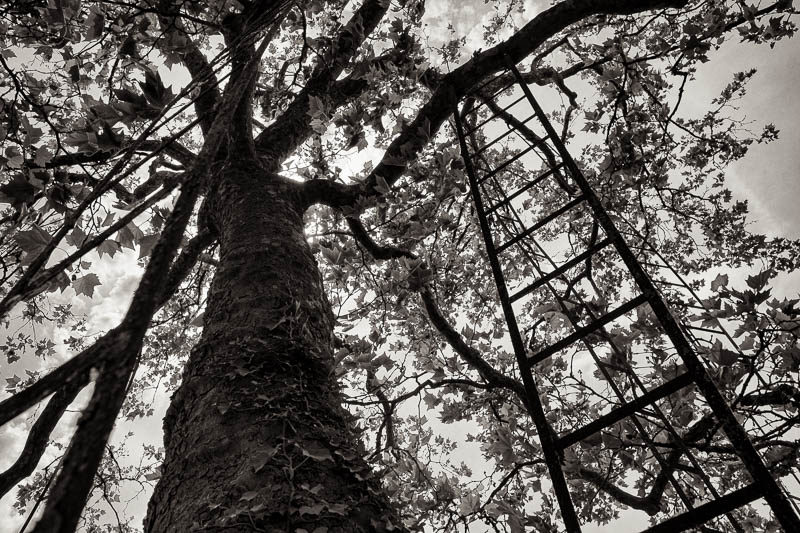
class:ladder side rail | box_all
[504,58,800,530]
[452,105,583,533]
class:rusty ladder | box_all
[451,57,800,532]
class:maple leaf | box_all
[301,442,333,462]
[97,240,121,258]
[710,273,728,292]
[138,234,161,259]
[73,273,101,297]
[65,226,87,248]
[14,225,51,254]
[118,222,144,250]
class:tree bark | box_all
[144,157,402,532]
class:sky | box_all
[1,1,800,531]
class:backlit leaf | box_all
[73,273,101,297]
[14,225,51,254]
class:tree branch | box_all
[156,0,221,136]
[578,465,661,515]
[308,0,690,208]
[0,380,83,499]
[0,227,216,500]
[254,0,392,164]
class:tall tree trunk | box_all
[144,157,402,532]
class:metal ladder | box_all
[451,58,800,532]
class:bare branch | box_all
[0,381,83,498]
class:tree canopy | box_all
[0,0,799,531]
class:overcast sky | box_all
[1,1,799,531]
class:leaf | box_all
[65,226,87,248]
[298,504,325,516]
[89,103,129,126]
[85,5,105,40]
[14,225,51,254]
[96,239,120,258]
[746,269,773,291]
[458,490,480,515]
[240,491,258,502]
[73,273,101,297]
[301,442,333,462]
[0,175,36,207]
[320,245,341,264]
[67,61,80,84]
[21,116,43,145]
[33,146,53,166]
[249,446,277,473]
[117,222,143,250]
[710,273,728,292]
[114,88,149,109]
[5,375,21,391]
[307,95,327,119]
[374,174,391,195]
[718,348,739,366]
[47,271,70,293]
[138,234,160,259]
[139,68,170,108]
[4,146,23,168]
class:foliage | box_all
[0,0,798,531]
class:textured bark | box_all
[144,157,402,532]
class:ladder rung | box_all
[527,294,649,367]
[465,74,514,114]
[478,144,536,184]
[464,94,526,137]
[686,325,725,335]
[642,261,669,270]
[473,113,537,157]
[496,195,585,254]
[510,238,612,303]
[485,163,565,216]
[639,482,762,533]
[556,372,694,450]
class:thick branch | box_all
[29,35,261,529]
[578,466,661,515]
[156,1,221,136]
[346,217,415,260]
[309,0,689,208]
[419,288,528,403]
[254,0,391,164]
[343,215,525,400]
